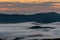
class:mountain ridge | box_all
[0,12,60,23]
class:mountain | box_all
[0,12,60,23]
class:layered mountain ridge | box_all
[0,12,60,23]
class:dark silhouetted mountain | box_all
[0,12,60,23]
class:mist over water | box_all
[0,22,60,40]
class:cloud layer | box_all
[0,2,60,14]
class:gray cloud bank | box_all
[0,2,60,14]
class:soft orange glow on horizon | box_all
[50,3,60,9]
[0,0,60,3]
[0,7,37,11]
[0,0,60,14]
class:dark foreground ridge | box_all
[0,12,60,23]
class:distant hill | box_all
[0,12,60,23]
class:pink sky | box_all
[0,2,60,14]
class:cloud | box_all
[0,2,60,14]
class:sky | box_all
[0,0,60,3]
[0,0,60,14]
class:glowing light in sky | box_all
[0,0,60,3]
[0,0,60,14]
